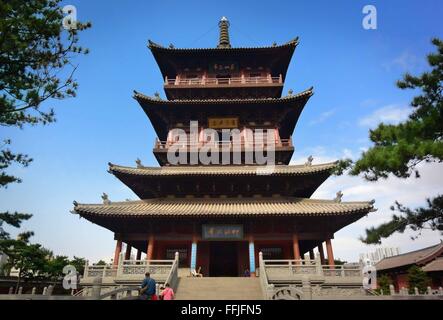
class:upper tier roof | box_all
[133,87,313,140]
[147,38,299,81]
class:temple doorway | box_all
[209,241,238,276]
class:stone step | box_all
[175,277,264,300]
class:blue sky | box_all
[1,0,443,262]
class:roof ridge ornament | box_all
[135,158,144,168]
[217,16,231,48]
[102,192,111,205]
[334,191,343,203]
[305,155,313,166]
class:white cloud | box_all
[382,51,420,72]
[360,99,379,108]
[311,162,443,262]
[358,104,410,127]
[309,109,336,126]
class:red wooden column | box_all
[292,233,301,262]
[113,240,122,266]
[325,239,335,266]
[146,235,155,260]
[124,244,132,260]
[136,249,142,260]
[318,242,326,264]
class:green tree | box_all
[95,260,107,266]
[2,239,49,292]
[44,255,69,283]
[377,274,392,295]
[0,0,90,233]
[69,256,86,276]
[407,265,430,294]
[336,38,443,244]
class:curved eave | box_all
[148,38,299,52]
[108,162,337,177]
[134,88,313,140]
[147,38,299,80]
[134,87,312,105]
[73,197,376,219]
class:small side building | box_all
[376,241,443,290]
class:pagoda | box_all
[73,18,375,277]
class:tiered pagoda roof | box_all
[107,161,337,199]
[148,38,299,81]
[134,88,313,140]
[108,161,337,177]
[74,197,375,219]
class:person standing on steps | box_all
[139,272,156,300]
[160,282,175,300]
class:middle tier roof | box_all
[108,162,338,199]
[133,87,313,141]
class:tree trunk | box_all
[15,272,22,294]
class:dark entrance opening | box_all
[209,241,238,276]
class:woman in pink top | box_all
[160,283,174,300]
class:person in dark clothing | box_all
[139,272,156,300]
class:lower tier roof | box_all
[73,197,375,218]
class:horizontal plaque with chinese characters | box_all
[208,117,239,129]
[202,224,244,240]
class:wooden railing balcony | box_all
[154,138,293,150]
[165,75,283,87]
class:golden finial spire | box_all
[217,16,231,48]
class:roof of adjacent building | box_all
[73,197,375,219]
[108,162,338,177]
[422,257,443,272]
[376,241,443,271]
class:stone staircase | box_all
[174,277,264,300]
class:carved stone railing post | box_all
[301,276,312,300]
[31,287,36,295]
[427,286,432,295]
[414,287,419,295]
[84,259,89,277]
[389,284,395,295]
[315,254,322,275]
[18,287,23,295]
[47,285,54,296]
[91,277,102,299]
[439,287,443,295]
[117,252,124,277]
[42,287,47,295]
[8,287,13,295]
